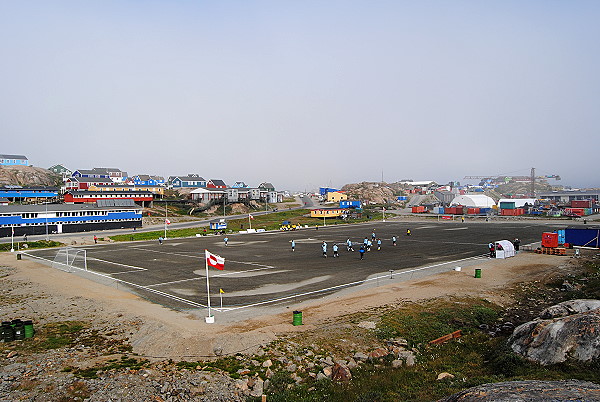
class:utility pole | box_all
[530,167,536,198]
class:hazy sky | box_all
[2,1,599,191]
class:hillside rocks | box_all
[440,380,600,401]
[341,182,399,204]
[539,299,600,319]
[509,299,600,365]
[0,165,60,186]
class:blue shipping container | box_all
[397,196,408,201]
[558,229,565,245]
[564,227,600,248]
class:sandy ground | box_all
[0,249,576,361]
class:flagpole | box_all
[220,290,223,312]
[205,250,212,319]
[164,200,167,239]
[11,225,15,253]
[249,214,252,230]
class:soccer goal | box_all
[52,247,88,272]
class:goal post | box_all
[52,247,87,272]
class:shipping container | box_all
[571,200,592,208]
[433,207,444,214]
[564,227,600,248]
[557,229,566,245]
[565,208,585,217]
[501,208,524,216]
[542,232,559,248]
[500,201,516,209]
[480,208,491,215]
[397,196,408,201]
[412,206,426,213]
[467,208,480,215]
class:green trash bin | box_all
[474,268,482,278]
[23,320,34,338]
[292,311,303,326]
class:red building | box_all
[64,190,153,207]
[65,177,114,191]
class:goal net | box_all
[52,247,88,272]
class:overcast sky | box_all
[2,1,599,191]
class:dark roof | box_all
[172,176,206,182]
[210,179,227,186]
[66,190,153,196]
[73,169,106,175]
[67,177,114,183]
[0,154,28,160]
[0,203,141,213]
[96,199,136,207]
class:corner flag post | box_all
[205,251,212,319]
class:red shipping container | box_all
[571,200,592,208]
[412,206,426,213]
[467,208,480,214]
[565,208,585,217]
[542,232,559,248]
[445,207,457,214]
[501,208,524,216]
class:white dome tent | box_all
[449,194,496,208]
[494,240,515,259]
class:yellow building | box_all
[88,184,165,196]
[310,208,349,218]
[326,191,347,203]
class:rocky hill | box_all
[341,182,405,204]
[0,165,61,187]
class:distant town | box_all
[0,153,598,238]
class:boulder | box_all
[510,306,600,365]
[439,380,600,401]
[331,363,352,382]
[540,299,600,319]
[368,348,389,360]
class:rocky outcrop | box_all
[540,299,600,319]
[439,380,600,401]
[341,182,398,204]
[0,165,60,187]
[509,300,600,365]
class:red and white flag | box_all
[249,214,254,220]
[206,250,225,270]
[165,218,171,225]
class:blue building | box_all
[0,202,142,238]
[320,187,340,196]
[0,154,29,166]
[168,175,206,188]
[340,200,362,208]
[0,186,59,201]
[132,175,165,186]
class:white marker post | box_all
[205,254,214,323]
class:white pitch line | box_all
[87,258,147,271]
[129,247,203,259]
[213,266,276,277]
[146,277,201,287]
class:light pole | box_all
[45,202,49,241]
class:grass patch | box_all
[263,264,600,401]
[0,240,63,252]
[69,356,149,379]
[6,321,86,353]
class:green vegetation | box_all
[67,355,150,379]
[262,287,600,402]
[6,321,86,353]
[0,240,63,252]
